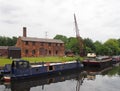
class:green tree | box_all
[67,37,79,54]
[84,38,95,53]
[54,35,68,49]
[0,36,17,46]
[94,41,103,55]
[53,34,120,56]
[54,35,68,43]
[104,39,120,55]
[117,39,120,54]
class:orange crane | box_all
[74,14,85,56]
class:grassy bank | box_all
[0,56,83,66]
[0,57,12,66]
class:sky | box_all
[0,0,120,42]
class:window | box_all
[49,50,51,55]
[56,43,60,46]
[25,41,28,45]
[40,42,44,46]
[25,50,28,54]
[11,61,17,69]
[32,50,36,55]
[58,44,60,46]
[49,66,54,71]
[45,49,47,55]
[60,43,63,46]
[32,42,35,45]
[48,43,51,46]
[56,43,58,46]
[18,61,29,69]
[56,50,58,55]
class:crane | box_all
[74,14,85,56]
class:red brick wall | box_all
[16,37,65,57]
[0,49,8,57]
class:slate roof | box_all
[0,46,21,50]
[8,46,21,50]
[21,37,64,43]
[0,46,8,49]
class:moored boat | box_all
[82,56,112,68]
[0,59,83,82]
[2,70,85,91]
[112,56,120,64]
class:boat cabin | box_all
[11,60,30,69]
[96,56,111,61]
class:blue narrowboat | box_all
[0,59,83,81]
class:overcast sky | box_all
[0,0,120,42]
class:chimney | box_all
[23,27,27,37]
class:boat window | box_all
[12,61,17,68]
[49,66,54,71]
[61,66,64,69]
[36,68,39,72]
[18,61,29,69]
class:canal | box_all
[0,66,120,91]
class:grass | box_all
[0,56,84,66]
[0,57,12,66]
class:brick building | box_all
[16,27,65,57]
[0,46,8,57]
[0,46,21,58]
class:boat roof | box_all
[31,61,77,68]
[112,56,120,58]
[13,59,28,62]
[96,56,110,60]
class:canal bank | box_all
[0,56,82,66]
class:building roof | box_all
[0,46,21,50]
[20,37,64,43]
[8,46,21,50]
[0,46,8,49]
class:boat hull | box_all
[11,67,82,81]
[82,60,112,68]
[1,60,83,81]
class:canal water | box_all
[0,66,120,91]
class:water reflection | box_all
[104,66,120,76]
[1,66,120,91]
[84,67,113,80]
[2,70,86,91]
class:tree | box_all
[0,36,17,46]
[53,34,120,56]
[67,37,79,54]
[54,35,68,43]
[104,39,120,55]
[94,41,103,55]
[117,39,120,54]
[84,38,95,53]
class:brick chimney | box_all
[23,27,27,37]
